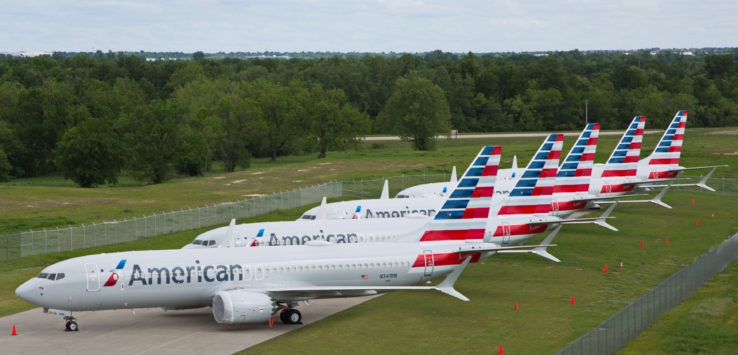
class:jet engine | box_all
[212,290,275,324]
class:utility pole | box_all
[585,99,588,125]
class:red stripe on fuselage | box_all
[600,184,635,193]
[497,205,551,215]
[649,170,679,179]
[553,184,589,193]
[601,169,637,177]
[420,229,485,242]
[493,223,548,237]
[649,158,680,165]
[411,252,482,268]
[552,200,588,212]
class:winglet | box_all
[450,166,458,185]
[435,256,471,301]
[594,203,618,232]
[532,225,562,263]
[512,156,518,170]
[696,167,717,192]
[380,180,389,200]
[650,184,672,209]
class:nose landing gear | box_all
[64,316,79,331]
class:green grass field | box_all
[1,127,736,234]
[619,257,738,354]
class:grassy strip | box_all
[618,259,738,354]
[1,128,736,234]
[241,191,738,354]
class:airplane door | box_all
[85,263,100,292]
[423,250,434,277]
[501,223,511,244]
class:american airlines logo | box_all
[267,232,359,245]
[128,260,256,286]
[364,208,436,218]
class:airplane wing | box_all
[522,203,619,231]
[266,257,474,301]
[639,166,724,192]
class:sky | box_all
[1,0,737,53]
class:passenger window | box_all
[56,273,65,280]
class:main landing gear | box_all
[279,308,302,325]
[64,316,79,331]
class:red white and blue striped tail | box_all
[419,145,501,243]
[497,133,563,216]
[601,116,645,178]
[646,111,687,179]
[554,123,599,194]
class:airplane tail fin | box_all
[416,145,501,243]
[554,123,599,195]
[602,116,645,178]
[496,133,564,216]
[644,111,687,180]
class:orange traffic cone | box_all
[604,264,608,273]
[666,237,669,243]
[499,343,503,355]
[691,198,695,205]
[515,301,518,311]
[571,295,576,305]
[620,261,623,270]
[697,220,700,226]
[12,324,17,336]
[712,213,715,219]
[640,240,643,247]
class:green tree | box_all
[55,117,123,187]
[249,79,304,161]
[173,128,210,176]
[378,75,450,150]
[204,92,257,172]
[122,100,180,183]
[303,84,368,158]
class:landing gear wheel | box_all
[65,320,78,331]
[281,309,302,325]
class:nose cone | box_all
[15,279,39,305]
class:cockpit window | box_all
[56,273,65,280]
[301,215,316,220]
[37,273,49,279]
[397,195,408,198]
[48,273,57,280]
[208,240,216,246]
[192,240,203,245]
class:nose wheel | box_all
[64,316,79,331]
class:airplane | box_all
[15,145,559,331]
[187,134,616,249]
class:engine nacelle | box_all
[212,290,275,324]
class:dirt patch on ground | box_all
[231,179,247,184]
[706,130,738,135]
[212,176,225,179]
[251,171,264,175]
[714,151,738,155]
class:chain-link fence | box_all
[0,174,735,261]
[0,182,342,260]
[557,233,738,355]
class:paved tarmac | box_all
[0,296,379,355]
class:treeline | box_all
[1,49,737,186]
